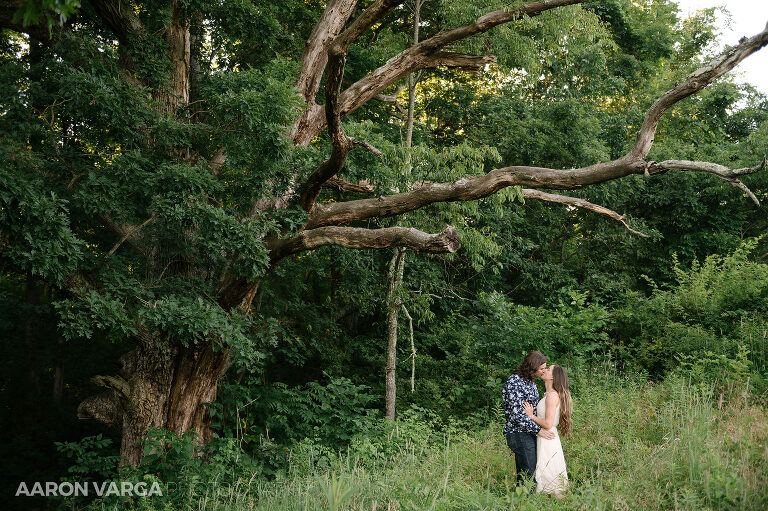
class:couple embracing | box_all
[502,351,572,497]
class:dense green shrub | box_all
[211,374,379,450]
[612,241,768,386]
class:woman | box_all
[523,364,572,497]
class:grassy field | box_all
[91,367,768,511]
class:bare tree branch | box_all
[302,25,768,229]
[375,84,407,107]
[352,139,384,158]
[292,0,586,144]
[294,0,358,106]
[299,1,403,211]
[426,52,497,71]
[292,0,403,141]
[107,215,155,256]
[522,189,649,237]
[298,44,355,211]
[311,181,647,234]
[324,177,376,193]
[331,0,404,55]
[306,152,765,230]
[269,225,460,262]
[633,24,768,159]
[304,158,635,228]
[274,188,650,262]
[650,157,767,206]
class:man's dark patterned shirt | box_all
[502,373,540,435]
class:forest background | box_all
[2,0,768,509]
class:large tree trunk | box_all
[107,1,200,465]
[79,339,229,465]
[156,1,190,113]
[74,4,219,464]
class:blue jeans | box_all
[506,431,537,485]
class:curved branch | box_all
[331,0,404,55]
[299,1,403,211]
[307,152,766,229]
[305,156,642,228]
[302,24,768,228]
[632,23,768,158]
[270,225,460,262]
[293,0,585,144]
[271,185,652,263]
[299,45,354,211]
[650,156,767,206]
[652,157,767,178]
[91,374,131,399]
[294,0,358,105]
[375,84,407,107]
[292,0,402,141]
[324,177,375,193]
[522,189,649,237]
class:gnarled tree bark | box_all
[78,339,229,466]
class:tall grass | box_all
[100,365,768,510]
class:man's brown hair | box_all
[514,351,547,381]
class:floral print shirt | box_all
[502,373,540,435]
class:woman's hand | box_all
[523,401,534,418]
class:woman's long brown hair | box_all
[551,365,572,436]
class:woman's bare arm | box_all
[524,392,560,430]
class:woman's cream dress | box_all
[535,392,568,494]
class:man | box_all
[502,350,554,486]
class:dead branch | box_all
[427,52,498,71]
[269,224,460,261]
[633,24,768,159]
[522,189,649,237]
[293,0,585,145]
[299,1,403,211]
[301,26,768,229]
[324,177,376,193]
[294,0,358,105]
[650,156,767,205]
[107,215,155,256]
